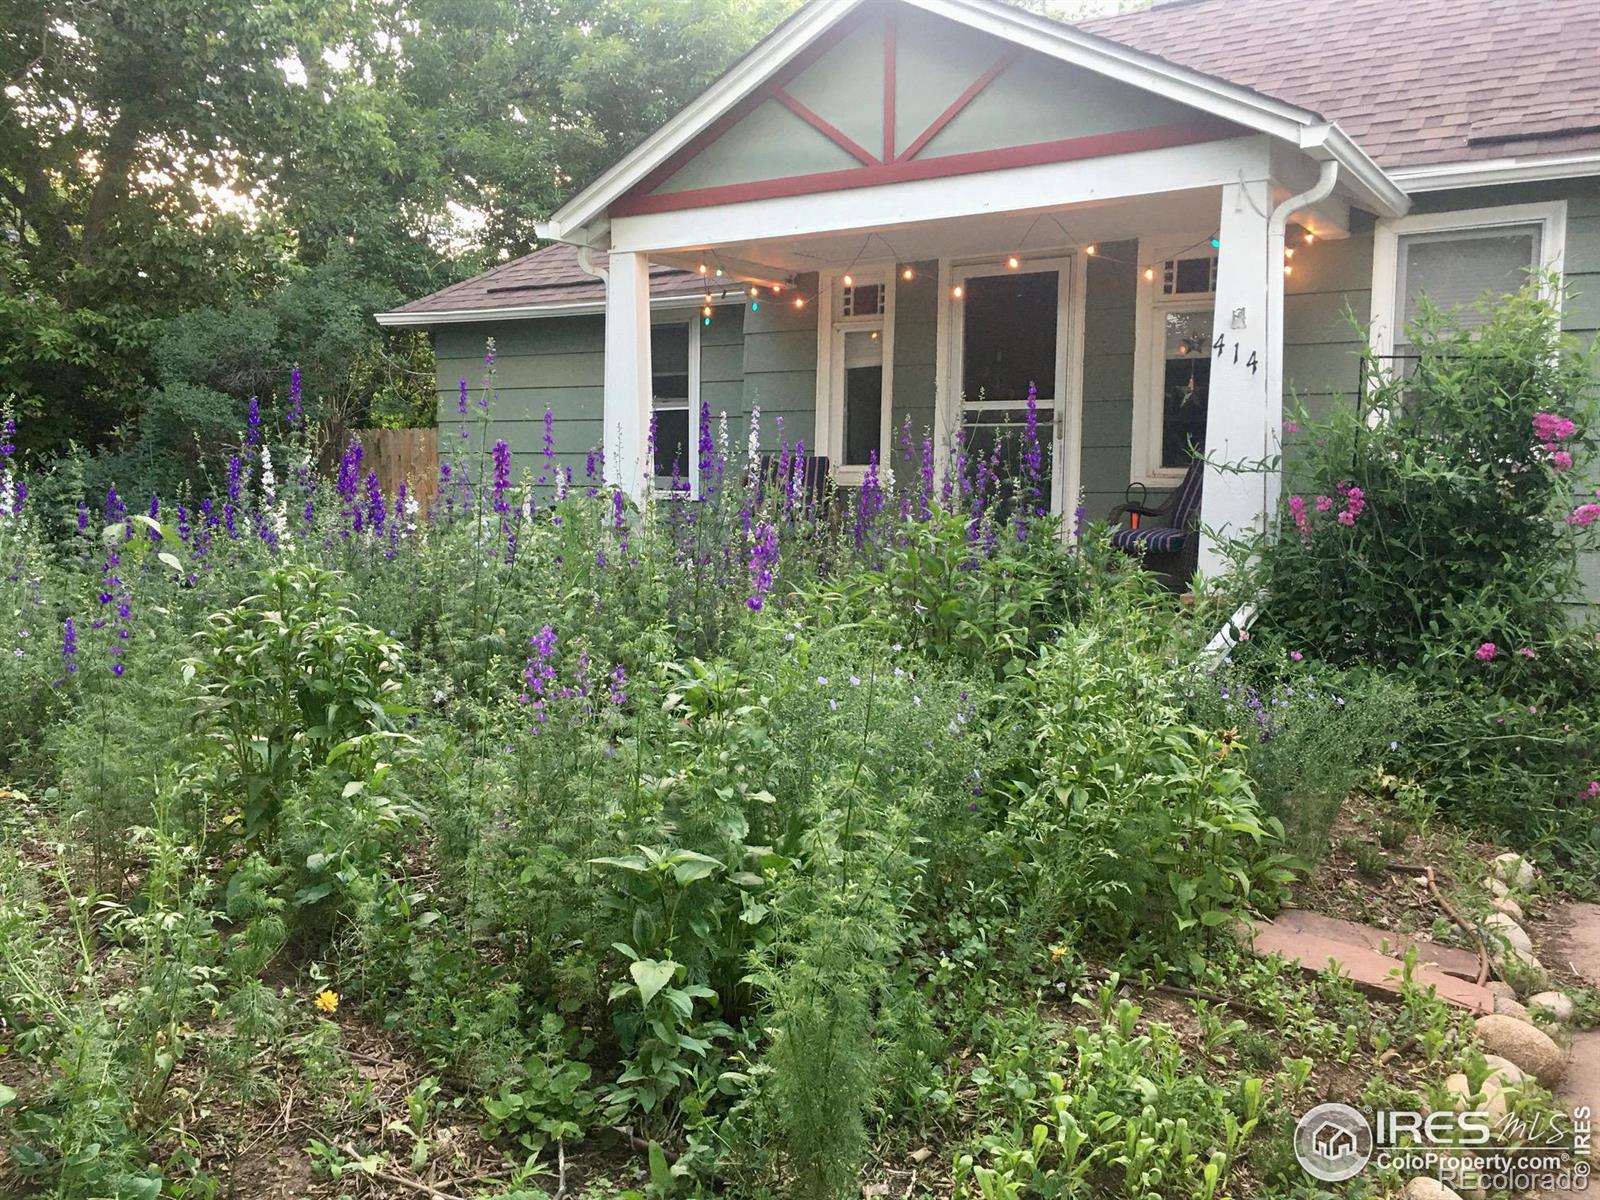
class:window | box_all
[1371,202,1566,363]
[1132,243,1218,484]
[817,269,895,482]
[650,321,699,494]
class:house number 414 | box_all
[1212,334,1259,376]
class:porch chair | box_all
[1107,457,1204,586]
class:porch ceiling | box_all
[652,186,1228,277]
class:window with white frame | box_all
[651,320,699,495]
[817,271,894,481]
[1131,243,1218,484]
[1372,202,1566,364]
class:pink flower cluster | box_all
[1533,411,1579,474]
[1288,494,1311,541]
[1570,488,1600,529]
[1474,641,1499,662]
[1584,780,1600,801]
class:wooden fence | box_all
[354,427,440,515]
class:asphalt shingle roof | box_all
[394,0,1599,318]
[1078,0,1600,171]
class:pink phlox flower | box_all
[1532,412,1577,443]
[1474,641,1499,662]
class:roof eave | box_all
[1388,151,1600,192]
[1298,123,1410,218]
[376,293,733,327]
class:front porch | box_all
[541,0,1406,575]
[601,149,1359,575]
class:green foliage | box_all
[1248,282,1600,864]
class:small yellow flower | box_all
[1048,944,1068,963]
[314,989,339,1014]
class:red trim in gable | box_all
[896,50,1017,163]
[629,7,871,200]
[882,6,897,163]
[611,118,1243,217]
[772,89,880,165]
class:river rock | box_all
[1403,1178,1463,1200]
[1527,991,1574,1023]
[1485,877,1509,899]
[1486,980,1518,1001]
[1483,912,1533,954]
[1494,995,1532,1021]
[1490,852,1535,889]
[1474,1014,1564,1084]
[1491,896,1525,921]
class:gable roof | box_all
[1078,0,1600,175]
[376,244,709,325]
[535,0,1405,246]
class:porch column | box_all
[604,249,653,503]
[1198,177,1282,575]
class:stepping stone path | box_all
[1529,900,1600,1200]
[1249,907,1494,1013]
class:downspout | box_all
[575,243,608,286]
[1200,161,1339,668]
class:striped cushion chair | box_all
[1108,457,1204,563]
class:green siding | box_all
[890,262,939,478]
[743,275,818,448]
[1079,241,1138,522]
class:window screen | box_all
[841,329,883,467]
[651,324,691,482]
[1394,224,1540,357]
[1160,309,1211,469]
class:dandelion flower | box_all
[314,989,339,1014]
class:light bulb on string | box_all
[842,273,854,287]
[901,266,914,281]
[1284,247,1295,260]
[697,264,708,275]
[1143,267,1155,282]
[1084,245,1097,256]
[749,286,759,297]
[1007,255,1021,269]
[702,305,712,318]
[1210,237,1221,249]
[1303,232,1316,245]
[714,268,723,277]
[793,296,806,309]
[1283,265,1293,277]
[952,284,963,299]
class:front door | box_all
[949,257,1072,518]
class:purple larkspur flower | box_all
[246,396,261,446]
[61,617,77,676]
[287,367,304,429]
[491,440,512,513]
[747,521,779,611]
[521,624,558,729]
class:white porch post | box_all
[603,249,653,503]
[1198,176,1282,574]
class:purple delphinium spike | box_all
[365,469,385,534]
[697,398,714,480]
[854,451,883,548]
[520,624,558,729]
[176,502,191,549]
[608,663,628,706]
[746,521,779,611]
[539,408,555,487]
[77,500,89,535]
[246,396,261,446]
[287,367,304,430]
[61,617,77,677]
[1022,382,1043,518]
[147,495,161,540]
[105,485,126,525]
[491,440,512,513]
[584,447,599,498]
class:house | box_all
[378,0,1600,585]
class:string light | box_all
[1084,245,1096,256]
[702,304,712,317]
[772,282,782,293]
[901,266,914,281]
[1210,237,1221,249]
[1304,232,1316,245]
[1143,267,1155,282]
[952,284,963,299]
[1007,255,1021,269]
[793,296,806,308]
[842,273,854,287]
[698,263,708,275]
[1284,247,1295,260]
[749,286,759,297]
[1283,265,1293,276]
[714,268,723,277]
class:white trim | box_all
[1389,153,1600,193]
[1369,200,1568,359]
[815,266,897,485]
[1131,236,1221,487]
[942,254,1074,516]
[610,137,1271,253]
[647,315,703,498]
[539,0,1402,242]
[1063,248,1087,537]
[376,295,732,327]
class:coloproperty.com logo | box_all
[1294,1102,1593,1192]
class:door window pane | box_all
[961,271,1058,402]
[841,329,883,467]
[1161,309,1211,469]
[654,408,690,480]
[651,323,691,484]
